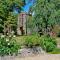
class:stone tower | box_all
[17,12,27,35]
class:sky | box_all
[13,0,35,14]
[23,0,35,13]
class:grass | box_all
[56,37,60,45]
[15,35,39,46]
[15,36,26,46]
[49,48,60,54]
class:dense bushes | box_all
[0,35,20,56]
[24,35,57,52]
[40,36,57,52]
[0,34,57,56]
[24,35,40,48]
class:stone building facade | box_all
[17,12,27,35]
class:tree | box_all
[32,0,60,35]
[0,0,25,34]
[4,12,17,35]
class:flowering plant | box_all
[0,35,20,56]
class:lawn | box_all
[15,35,39,46]
[49,48,60,54]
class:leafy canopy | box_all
[0,0,24,33]
[32,0,60,32]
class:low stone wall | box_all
[0,47,45,60]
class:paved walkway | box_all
[0,54,60,60]
[15,54,60,60]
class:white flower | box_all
[7,33,9,35]
[1,35,5,38]
[13,35,16,37]
[8,43,10,45]
[6,39,9,42]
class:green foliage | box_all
[0,35,20,56]
[24,35,40,48]
[0,0,23,18]
[24,35,57,52]
[4,12,17,33]
[32,0,60,33]
[27,16,37,34]
[57,31,60,37]
[49,48,60,54]
[0,0,24,33]
[40,36,57,52]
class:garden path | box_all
[14,54,60,60]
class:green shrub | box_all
[57,32,60,37]
[40,36,57,52]
[24,35,57,52]
[0,35,20,56]
[24,35,40,48]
